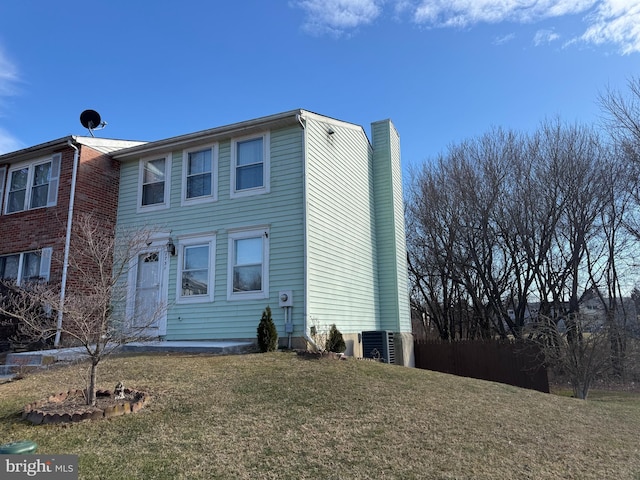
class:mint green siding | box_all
[116,125,305,340]
[114,110,411,345]
[303,116,411,336]
[304,117,380,334]
[372,120,411,332]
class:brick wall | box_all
[65,146,120,294]
[0,147,72,284]
[0,144,120,289]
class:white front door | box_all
[131,248,168,336]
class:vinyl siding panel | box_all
[372,120,411,332]
[116,125,305,340]
[305,117,380,334]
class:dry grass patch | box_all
[1,352,640,479]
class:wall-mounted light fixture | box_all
[327,128,335,136]
[166,238,176,256]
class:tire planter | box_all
[23,388,149,425]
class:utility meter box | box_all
[279,290,293,307]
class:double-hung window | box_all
[139,155,170,210]
[228,228,269,300]
[177,235,215,303]
[4,155,61,214]
[182,145,217,205]
[230,133,270,198]
[0,166,6,212]
[0,248,52,285]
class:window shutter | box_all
[0,165,6,213]
[39,247,52,282]
[47,153,61,207]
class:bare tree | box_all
[0,214,164,406]
[598,77,640,162]
[407,159,472,340]
[407,117,638,342]
[528,314,612,399]
[596,77,640,379]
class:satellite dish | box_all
[80,109,107,137]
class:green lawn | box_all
[1,352,640,479]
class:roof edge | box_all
[0,136,147,163]
[0,136,73,163]
[113,109,307,160]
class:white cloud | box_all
[293,0,383,36]
[534,29,561,46]
[0,47,18,97]
[411,0,598,27]
[292,0,640,55]
[494,33,516,45]
[581,1,640,54]
[0,127,22,155]
[0,46,21,154]
[409,0,640,54]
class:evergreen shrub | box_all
[257,306,278,352]
[325,324,346,353]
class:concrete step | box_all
[1,352,56,376]
[5,353,46,366]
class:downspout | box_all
[298,112,320,351]
[54,138,79,347]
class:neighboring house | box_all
[113,109,414,365]
[506,291,639,334]
[0,136,144,345]
[579,288,638,333]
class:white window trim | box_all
[4,154,60,215]
[176,233,216,304]
[0,165,6,214]
[181,144,218,206]
[230,132,270,199]
[137,154,171,213]
[0,247,52,285]
[227,227,269,301]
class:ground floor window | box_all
[177,235,216,303]
[0,248,52,285]
[228,228,269,300]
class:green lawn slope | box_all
[1,352,639,479]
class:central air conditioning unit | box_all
[361,330,395,364]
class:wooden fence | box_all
[414,339,549,393]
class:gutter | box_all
[54,139,79,347]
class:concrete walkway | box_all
[120,340,254,355]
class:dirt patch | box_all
[295,350,346,360]
[23,388,149,424]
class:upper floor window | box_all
[0,248,52,285]
[230,133,270,198]
[0,166,6,213]
[138,155,170,211]
[228,228,269,300]
[4,154,61,214]
[177,235,216,303]
[182,145,218,205]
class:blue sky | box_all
[0,0,638,174]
